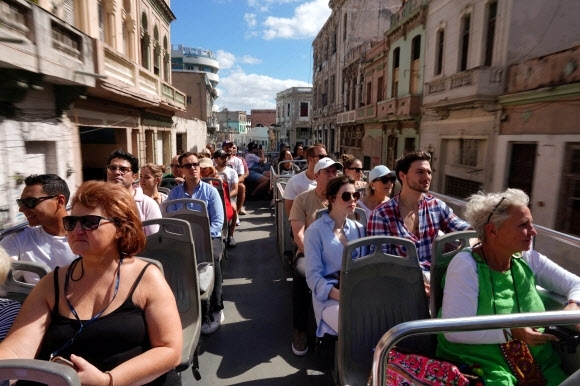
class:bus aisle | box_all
[192,200,334,385]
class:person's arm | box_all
[441,253,507,344]
[0,271,54,359]
[438,200,470,232]
[291,220,306,253]
[304,226,338,302]
[72,264,182,385]
[240,158,249,180]
[285,199,294,217]
[207,188,224,238]
[229,180,238,199]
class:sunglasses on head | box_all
[346,167,363,173]
[181,162,200,169]
[63,215,117,231]
[336,191,361,202]
[375,176,397,184]
[16,195,58,209]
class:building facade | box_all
[311,0,401,155]
[248,109,275,150]
[275,87,313,151]
[216,108,247,144]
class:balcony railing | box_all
[390,0,428,29]
[337,110,356,124]
[356,104,376,120]
[424,67,505,106]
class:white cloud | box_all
[248,0,301,13]
[262,0,331,40]
[216,50,236,70]
[215,68,310,112]
[244,13,257,28]
[241,55,262,64]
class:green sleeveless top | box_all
[436,249,566,386]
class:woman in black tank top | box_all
[0,180,182,386]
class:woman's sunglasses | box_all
[336,191,361,202]
[63,215,117,231]
[16,195,57,209]
[374,176,397,184]
[346,167,363,173]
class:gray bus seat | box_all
[2,261,51,304]
[141,218,203,380]
[137,257,164,275]
[0,359,80,385]
[430,231,478,317]
[161,198,220,267]
[338,236,433,386]
[201,177,230,248]
[157,186,171,195]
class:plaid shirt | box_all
[367,193,469,269]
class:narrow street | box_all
[188,200,334,385]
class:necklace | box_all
[51,256,123,359]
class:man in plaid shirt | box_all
[367,151,469,270]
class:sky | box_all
[169,0,332,114]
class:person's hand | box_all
[70,354,111,386]
[510,327,559,346]
[563,301,580,331]
[175,177,185,185]
[424,282,431,298]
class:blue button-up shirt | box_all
[167,181,224,238]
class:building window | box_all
[98,1,105,42]
[435,29,444,76]
[458,139,478,167]
[186,96,192,104]
[484,1,497,66]
[329,75,336,104]
[445,176,482,199]
[64,0,74,24]
[366,81,372,105]
[392,48,400,98]
[460,14,471,71]
[343,13,347,41]
[322,79,328,106]
[287,103,290,117]
[140,13,149,70]
[410,35,421,94]
[377,76,384,101]
[331,32,337,54]
[300,102,309,117]
[153,26,160,76]
[404,138,415,153]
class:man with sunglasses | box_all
[283,143,328,216]
[166,151,225,335]
[288,157,342,356]
[367,151,469,271]
[161,154,184,188]
[105,150,161,236]
[1,174,76,283]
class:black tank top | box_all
[22,263,178,386]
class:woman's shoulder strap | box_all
[127,262,153,299]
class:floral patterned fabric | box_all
[385,348,479,386]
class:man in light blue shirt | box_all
[167,152,225,334]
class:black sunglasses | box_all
[486,196,506,225]
[16,195,57,209]
[335,191,361,202]
[181,162,200,169]
[346,167,363,173]
[375,176,397,184]
[63,215,117,231]
[313,154,328,160]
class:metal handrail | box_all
[372,310,580,386]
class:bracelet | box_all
[565,299,580,307]
[104,371,114,386]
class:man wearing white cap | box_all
[288,157,342,356]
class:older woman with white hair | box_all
[437,188,580,385]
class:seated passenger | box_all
[304,176,365,337]
[437,188,580,386]
[341,154,367,190]
[1,174,76,283]
[357,165,395,219]
[139,163,167,205]
[0,180,182,385]
[213,149,240,247]
[245,142,270,197]
[278,149,300,176]
[199,156,234,227]
[166,152,225,335]
[0,247,21,342]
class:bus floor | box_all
[187,200,335,385]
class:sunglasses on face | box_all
[336,191,361,202]
[346,167,363,173]
[375,176,397,184]
[63,215,117,231]
[16,195,57,209]
[181,162,200,169]
[106,165,132,174]
[313,154,327,160]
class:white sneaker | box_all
[201,310,223,335]
[239,207,247,215]
[236,219,241,226]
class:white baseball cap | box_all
[314,158,343,174]
[369,165,395,181]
